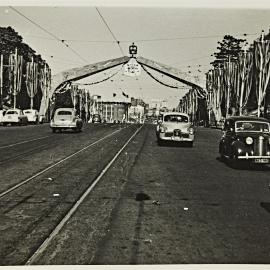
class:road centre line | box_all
[25,125,143,265]
[0,126,132,198]
[0,135,52,149]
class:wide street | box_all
[0,123,270,265]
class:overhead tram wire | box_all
[95,7,125,56]
[8,6,88,64]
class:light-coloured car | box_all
[156,112,194,146]
[50,108,83,133]
[2,108,28,126]
[23,109,39,124]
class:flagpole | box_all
[239,46,247,115]
[258,32,264,117]
[226,55,231,118]
[13,48,17,109]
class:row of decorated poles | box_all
[203,31,270,125]
[0,48,51,111]
[179,31,270,124]
[69,84,101,121]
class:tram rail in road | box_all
[0,124,138,199]
[25,124,143,265]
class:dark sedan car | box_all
[219,116,270,165]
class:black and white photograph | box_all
[1,0,270,267]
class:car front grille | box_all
[165,132,173,137]
[164,131,189,138]
[253,137,268,156]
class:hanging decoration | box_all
[8,48,23,108]
[254,34,270,116]
[141,64,179,89]
[40,64,52,112]
[73,66,122,86]
[123,58,141,77]
[25,57,39,109]
[142,64,206,99]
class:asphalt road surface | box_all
[0,123,270,265]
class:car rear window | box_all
[235,121,270,132]
[164,115,188,123]
[6,111,18,115]
[57,111,72,115]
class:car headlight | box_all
[245,137,253,145]
[188,127,194,135]
[159,126,166,133]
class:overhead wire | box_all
[24,32,258,44]
[8,6,88,63]
[95,7,125,56]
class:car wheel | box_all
[52,128,56,133]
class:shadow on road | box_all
[216,157,270,171]
[156,140,193,148]
[260,202,270,214]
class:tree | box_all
[211,35,246,67]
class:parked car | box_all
[50,108,83,133]
[156,112,194,146]
[23,109,39,124]
[92,114,101,123]
[219,116,270,166]
[2,108,28,126]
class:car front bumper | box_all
[50,121,77,128]
[158,132,194,142]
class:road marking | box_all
[0,126,131,199]
[25,124,143,265]
[0,136,51,149]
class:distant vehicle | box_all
[156,112,194,147]
[92,114,101,123]
[219,116,270,166]
[23,109,39,124]
[2,109,28,126]
[50,108,83,133]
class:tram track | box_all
[0,124,143,265]
[0,124,134,199]
[25,124,143,265]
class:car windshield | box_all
[57,111,72,115]
[6,111,18,115]
[164,114,188,123]
[235,121,270,132]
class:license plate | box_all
[254,158,269,164]
[173,136,181,141]
[8,116,11,119]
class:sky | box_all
[1,1,270,108]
